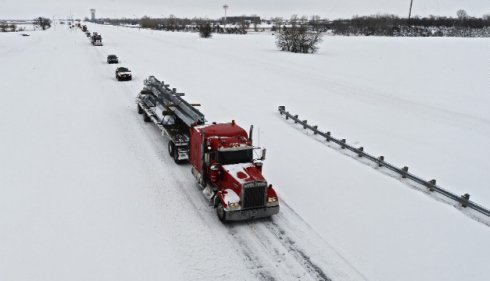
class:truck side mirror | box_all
[261,148,266,161]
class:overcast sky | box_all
[1,0,489,20]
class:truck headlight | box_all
[228,202,240,210]
[267,197,278,203]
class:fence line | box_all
[278,105,490,218]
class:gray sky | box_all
[1,0,489,20]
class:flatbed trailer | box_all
[136,76,205,163]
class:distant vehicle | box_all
[115,67,132,81]
[91,33,103,46]
[107,55,119,64]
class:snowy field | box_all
[1,25,489,281]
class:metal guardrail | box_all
[278,106,490,218]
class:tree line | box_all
[326,12,490,36]
[0,17,51,32]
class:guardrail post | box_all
[461,193,470,207]
[341,139,346,149]
[313,126,318,134]
[303,120,308,129]
[358,147,364,157]
[401,166,409,178]
[428,179,436,192]
[378,156,384,167]
[278,106,285,114]
[294,115,299,123]
[326,132,331,142]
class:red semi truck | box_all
[136,76,279,221]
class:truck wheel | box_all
[173,151,182,164]
[168,141,175,158]
[169,142,182,164]
[143,113,151,122]
[216,202,227,222]
[137,104,143,114]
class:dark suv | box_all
[115,67,132,81]
[107,55,119,64]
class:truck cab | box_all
[190,121,279,221]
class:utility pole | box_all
[408,0,414,20]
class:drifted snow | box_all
[0,24,489,281]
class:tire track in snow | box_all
[130,92,335,281]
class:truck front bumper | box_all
[225,205,279,221]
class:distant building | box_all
[223,16,260,24]
[90,9,96,21]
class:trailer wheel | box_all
[137,104,143,114]
[216,201,227,222]
[143,113,151,122]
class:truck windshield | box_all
[218,149,253,165]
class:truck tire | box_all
[173,152,183,164]
[216,201,227,222]
[168,141,175,158]
[168,142,182,164]
[137,104,143,114]
[143,113,151,122]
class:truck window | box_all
[218,149,253,165]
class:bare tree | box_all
[238,18,249,33]
[276,25,322,53]
[33,17,51,30]
[273,17,283,30]
[290,15,299,27]
[309,15,322,31]
[199,23,212,38]
[250,14,259,31]
[140,16,158,29]
[457,9,468,20]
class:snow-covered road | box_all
[0,28,363,281]
[1,25,489,281]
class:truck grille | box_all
[243,182,266,209]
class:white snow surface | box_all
[1,25,489,281]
